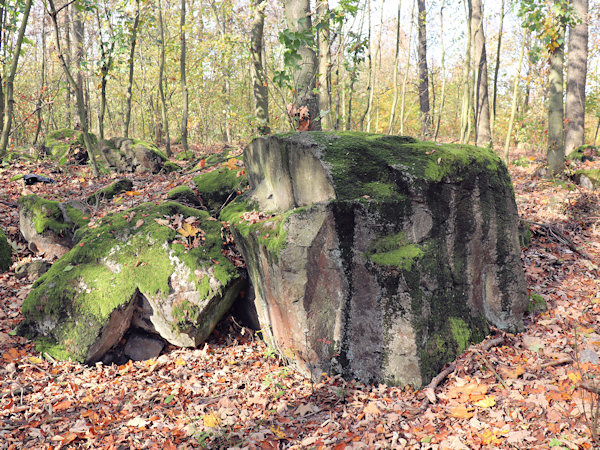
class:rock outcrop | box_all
[223,132,528,386]
[98,137,180,173]
[19,195,90,258]
[17,202,243,363]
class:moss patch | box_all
[18,201,240,362]
[194,167,248,211]
[527,293,547,315]
[368,232,423,270]
[0,228,11,272]
[568,145,599,162]
[87,179,133,205]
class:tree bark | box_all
[433,0,446,141]
[180,0,189,150]
[417,0,431,138]
[250,0,270,134]
[504,39,525,163]
[284,0,320,130]
[157,0,171,155]
[388,0,402,134]
[96,8,115,141]
[565,0,588,155]
[547,21,565,175]
[490,0,504,128]
[47,0,99,177]
[124,0,140,138]
[317,0,332,130]
[0,0,33,156]
[460,0,472,144]
[471,0,492,147]
[34,11,47,146]
[359,0,372,131]
[400,0,415,135]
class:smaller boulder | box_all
[568,145,599,162]
[14,259,51,279]
[123,332,165,361]
[87,179,133,205]
[99,138,172,173]
[19,194,89,258]
[42,128,97,165]
[574,169,600,190]
[167,186,202,208]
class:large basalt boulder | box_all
[98,137,179,173]
[42,128,98,165]
[19,195,90,258]
[17,202,243,363]
[224,132,528,386]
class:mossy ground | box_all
[18,201,239,362]
[194,167,248,211]
[87,179,133,205]
[44,128,98,165]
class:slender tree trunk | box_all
[124,0,140,138]
[180,0,189,150]
[359,0,372,131]
[547,22,565,175]
[0,0,33,156]
[157,0,171,155]
[250,0,270,134]
[490,0,504,128]
[47,0,99,176]
[367,0,384,132]
[0,1,5,126]
[65,6,72,127]
[471,0,492,147]
[388,0,402,134]
[34,13,47,146]
[72,3,85,127]
[417,0,431,138]
[460,0,472,144]
[565,0,588,155]
[504,39,525,163]
[317,0,332,130]
[284,0,321,130]
[96,10,115,141]
[400,0,415,135]
[434,0,446,141]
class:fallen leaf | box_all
[203,412,221,428]
[364,401,381,416]
[126,417,149,428]
[450,405,475,419]
[295,403,317,417]
[473,395,496,408]
[135,219,144,228]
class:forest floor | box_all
[1,142,600,449]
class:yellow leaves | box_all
[177,222,199,237]
[498,365,525,379]
[481,428,507,445]
[28,356,44,365]
[224,157,239,171]
[270,425,286,439]
[473,395,496,408]
[203,412,221,428]
[174,357,186,366]
[568,372,582,383]
[447,382,488,402]
[450,404,475,419]
[125,190,141,196]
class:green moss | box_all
[449,317,471,354]
[18,194,89,235]
[194,167,248,211]
[576,169,600,187]
[0,228,11,272]
[132,139,168,160]
[367,232,423,270]
[10,174,24,182]
[18,201,240,362]
[568,145,598,162]
[87,179,133,205]
[519,221,532,249]
[163,161,182,173]
[527,293,547,315]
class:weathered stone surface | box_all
[19,195,89,259]
[123,332,165,361]
[224,132,528,386]
[98,138,178,173]
[14,259,51,279]
[0,228,11,272]
[167,186,202,208]
[17,201,243,363]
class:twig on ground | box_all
[482,336,504,351]
[580,382,600,395]
[541,356,573,368]
[419,362,456,411]
[522,219,594,261]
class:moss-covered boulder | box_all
[0,228,11,272]
[98,137,169,173]
[42,128,97,165]
[574,169,600,190]
[567,145,599,162]
[167,186,202,208]
[86,179,134,205]
[19,194,90,258]
[193,167,248,211]
[17,201,243,363]
[225,132,528,387]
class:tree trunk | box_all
[388,0,402,134]
[547,23,565,175]
[180,0,189,150]
[471,0,492,147]
[47,0,99,177]
[0,0,33,156]
[565,0,588,155]
[72,3,85,127]
[65,6,72,127]
[157,0,171,155]
[490,0,504,128]
[124,0,140,138]
[367,0,385,132]
[34,12,47,146]
[317,0,332,130]
[96,9,115,142]
[504,39,525,163]
[433,0,446,141]
[284,0,320,130]
[417,0,431,138]
[250,0,270,134]
[359,0,372,131]
[460,0,472,144]
[400,0,415,135]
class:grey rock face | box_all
[225,132,528,386]
[98,138,167,173]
